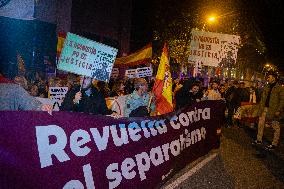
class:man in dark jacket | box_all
[225,80,241,127]
[239,81,250,102]
[60,76,112,115]
[175,80,200,111]
[252,72,284,150]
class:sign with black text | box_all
[57,32,118,81]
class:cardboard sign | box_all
[57,32,118,81]
[49,87,68,111]
[125,69,137,78]
[125,67,152,78]
[136,67,152,78]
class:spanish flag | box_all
[114,44,152,67]
[57,32,67,61]
[152,43,173,115]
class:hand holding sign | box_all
[41,104,53,115]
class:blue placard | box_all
[57,32,118,82]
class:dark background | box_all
[132,0,284,72]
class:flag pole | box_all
[80,76,85,91]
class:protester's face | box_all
[81,77,92,89]
[191,86,199,95]
[119,83,125,91]
[267,75,276,84]
[67,82,73,89]
[30,85,38,96]
[140,83,148,94]
[220,86,225,92]
[212,83,218,90]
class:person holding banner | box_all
[124,78,155,117]
[60,76,113,115]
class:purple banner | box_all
[0,101,224,189]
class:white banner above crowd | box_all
[188,29,240,67]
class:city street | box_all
[162,125,284,189]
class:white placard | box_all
[125,67,152,78]
[136,67,152,78]
[125,69,137,78]
[49,87,69,111]
[188,29,240,67]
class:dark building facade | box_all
[71,0,132,56]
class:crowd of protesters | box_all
[1,69,283,150]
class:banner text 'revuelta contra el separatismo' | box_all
[0,101,225,189]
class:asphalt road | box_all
[161,125,284,189]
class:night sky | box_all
[132,0,284,71]
[249,0,284,71]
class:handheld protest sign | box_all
[57,32,118,82]
[136,67,152,78]
[48,87,69,110]
[125,69,136,78]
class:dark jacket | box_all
[174,78,198,110]
[239,88,250,102]
[225,86,241,106]
[175,90,199,110]
[60,85,111,115]
[259,82,284,119]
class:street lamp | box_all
[208,16,216,23]
[202,15,217,30]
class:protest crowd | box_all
[1,41,284,188]
[1,1,284,188]
[1,66,283,150]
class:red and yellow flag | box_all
[114,44,152,67]
[57,32,67,59]
[152,43,173,115]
